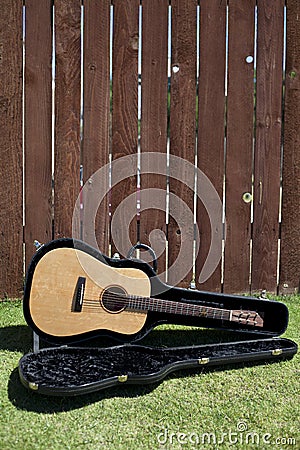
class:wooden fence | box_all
[0,0,299,298]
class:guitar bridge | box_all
[72,277,86,312]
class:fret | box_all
[135,296,139,310]
[163,299,168,314]
[180,302,184,316]
[131,295,135,310]
[193,304,196,317]
[141,296,149,311]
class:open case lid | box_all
[18,338,298,396]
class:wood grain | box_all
[196,0,226,292]
[139,0,169,279]
[110,0,139,258]
[279,0,300,294]
[24,0,53,268]
[223,0,256,294]
[1,0,297,297]
[168,0,197,288]
[29,247,150,337]
[252,0,284,292]
[54,0,81,239]
[0,0,23,297]
[82,0,111,254]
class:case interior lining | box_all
[19,339,293,389]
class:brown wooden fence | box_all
[0,0,299,298]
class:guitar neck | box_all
[98,289,263,328]
[126,295,264,328]
[128,295,231,321]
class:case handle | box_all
[127,243,158,274]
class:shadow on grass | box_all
[8,366,161,413]
[0,323,262,353]
[0,325,32,353]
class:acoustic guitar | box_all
[23,238,264,344]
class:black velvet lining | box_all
[19,338,297,390]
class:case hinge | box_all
[198,357,210,365]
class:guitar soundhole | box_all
[101,286,128,313]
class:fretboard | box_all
[127,295,231,322]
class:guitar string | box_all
[82,292,230,318]
[81,306,230,321]
[82,302,229,319]
[80,307,261,327]
[82,291,247,315]
[79,291,259,323]
[80,306,260,326]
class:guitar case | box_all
[18,239,298,396]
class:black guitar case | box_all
[18,238,298,396]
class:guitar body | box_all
[24,239,160,343]
[23,239,289,344]
[28,247,150,338]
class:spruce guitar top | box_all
[23,239,266,344]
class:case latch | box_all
[118,374,128,383]
[198,357,210,365]
[271,348,283,356]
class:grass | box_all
[0,295,299,450]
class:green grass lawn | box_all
[0,296,299,450]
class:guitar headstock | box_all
[231,310,264,328]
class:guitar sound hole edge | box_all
[101,285,128,314]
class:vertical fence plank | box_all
[279,0,300,294]
[195,0,226,292]
[110,0,139,257]
[252,0,284,292]
[139,0,168,278]
[223,0,256,294]
[0,0,23,298]
[54,0,81,239]
[24,0,53,268]
[82,0,110,254]
[168,0,197,288]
